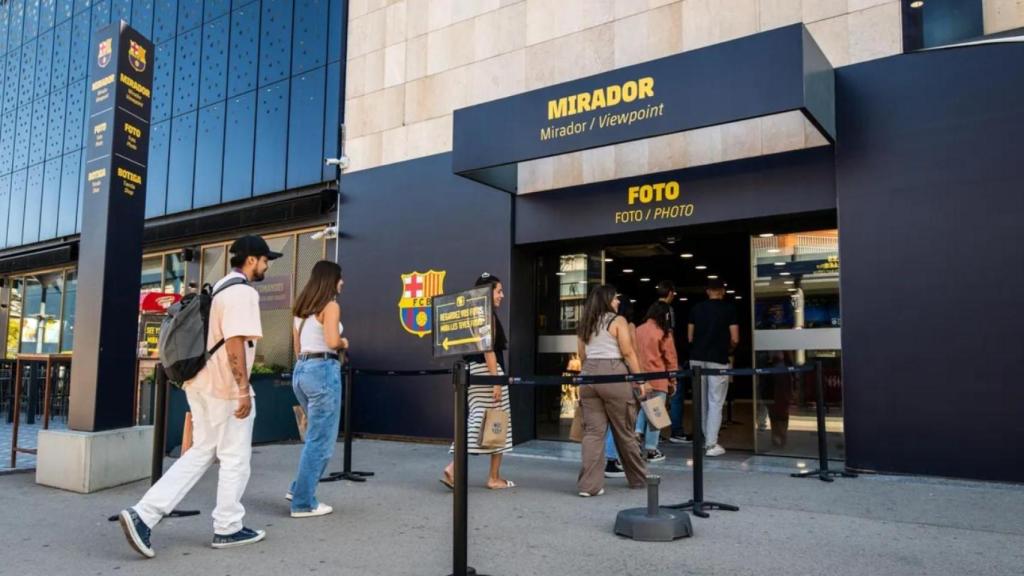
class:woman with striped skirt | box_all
[442,273,514,490]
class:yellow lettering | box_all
[124,122,142,138]
[638,76,654,99]
[622,80,638,102]
[545,77,655,121]
[576,92,591,113]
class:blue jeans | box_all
[670,381,686,436]
[636,391,667,450]
[289,358,342,512]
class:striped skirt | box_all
[450,362,513,455]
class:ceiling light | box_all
[910,0,924,8]
[623,269,633,274]
[788,288,797,292]
[707,275,718,279]
[695,265,707,270]
[578,281,587,284]
[774,262,785,267]
[726,290,735,294]
[680,253,694,259]
[680,297,688,301]
[604,258,614,262]
[759,233,775,238]
[767,248,781,254]
[780,272,791,276]
[640,277,651,282]
[555,272,565,276]
[784,280,794,285]
[629,299,636,303]
[735,296,743,300]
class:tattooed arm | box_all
[225,336,252,418]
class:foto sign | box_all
[432,286,493,358]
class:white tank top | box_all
[585,313,622,359]
[293,315,344,354]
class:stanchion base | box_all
[447,568,488,576]
[614,508,693,541]
[322,470,374,483]
[107,509,201,522]
[662,500,739,519]
[791,469,858,482]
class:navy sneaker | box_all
[118,508,154,559]
[211,527,266,549]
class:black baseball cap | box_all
[229,235,283,260]
[706,278,725,290]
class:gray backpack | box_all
[159,277,248,386]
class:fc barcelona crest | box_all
[128,40,147,72]
[98,38,113,68]
[398,270,446,338]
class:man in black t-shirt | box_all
[688,278,739,457]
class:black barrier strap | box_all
[467,365,815,387]
[353,368,453,377]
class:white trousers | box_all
[134,387,255,535]
[690,360,729,448]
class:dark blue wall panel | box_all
[145,119,170,217]
[40,0,57,32]
[152,0,176,43]
[63,79,85,152]
[227,3,259,97]
[68,10,90,82]
[205,0,230,22]
[46,86,66,159]
[287,67,324,189]
[323,60,340,181]
[166,111,197,213]
[0,2,10,56]
[18,39,37,108]
[222,90,255,201]
[0,111,16,172]
[258,0,291,87]
[9,1,25,49]
[21,164,43,244]
[34,29,54,100]
[13,104,32,170]
[56,149,79,235]
[74,145,84,231]
[131,0,154,39]
[151,39,174,122]
[328,0,342,63]
[39,156,62,240]
[50,19,71,92]
[57,0,74,23]
[0,174,10,248]
[177,0,203,34]
[292,0,327,75]
[199,15,229,107]
[253,80,287,195]
[111,0,131,25]
[173,28,200,115]
[25,0,40,42]
[30,94,49,166]
[7,169,27,246]
[193,102,225,207]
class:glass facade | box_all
[0,0,344,251]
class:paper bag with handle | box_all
[480,408,510,448]
[637,389,672,430]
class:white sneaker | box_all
[284,492,293,501]
[578,489,605,498]
[290,503,333,518]
[705,444,726,457]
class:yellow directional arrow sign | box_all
[443,335,482,351]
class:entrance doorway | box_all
[528,216,844,461]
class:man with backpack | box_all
[119,235,280,558]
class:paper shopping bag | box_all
[480,408,510,449]
[641,394,672,430]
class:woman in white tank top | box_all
[575,285,646,497]
[286,260,348,518]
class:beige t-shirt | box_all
[184,271,262,400]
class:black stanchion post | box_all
[450,361,485,576]
[663,366,738,518]
[325,363,374,482]
[792,361,857,482]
